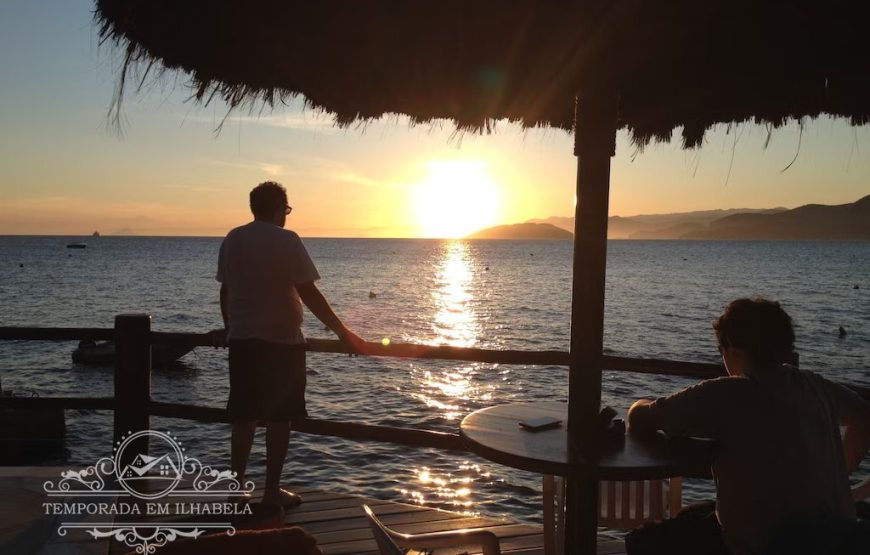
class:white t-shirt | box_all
[650,366,867,555]
[216,221,320,345]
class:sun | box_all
[413,160,501,238]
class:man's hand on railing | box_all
[338,328,368,357]
[206,328,228,348]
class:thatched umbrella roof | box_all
[97,0,870,148]
[94,3,870,552]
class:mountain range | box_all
[512,194,869,240]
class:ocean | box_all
[0,236,868,525]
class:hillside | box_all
[467,222,573,240]
[528,197,870,240]
[530,207,784,239]
[685,195,870,239]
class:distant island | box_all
[527,194,870,240]
[467,222,573,240]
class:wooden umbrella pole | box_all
[565,90,618,555]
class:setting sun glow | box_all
[413,160,500,238]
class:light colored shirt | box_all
[216,221,320,344]
[650,365,865,555]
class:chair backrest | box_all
[598,477,682,529]
[362,504,405,555]
[853,476,870,502]
[547,475,683,554]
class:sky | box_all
[1,0,869,238]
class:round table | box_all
[460,401,716,480]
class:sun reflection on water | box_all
[398,241,503,511]
[431,241,479,347]
[398,463,490,514]
[409,240,490,421]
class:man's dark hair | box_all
[713,297,795,365]
[249,181,287,218]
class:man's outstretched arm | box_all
[206,284,230,347]
[296,281,367,354]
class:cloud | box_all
[182,111,338,133]
[334,173,383,187]
[162,184,225,193]
[260,163,284,176]
[333,171,416,192]
[198,158,285,177]
[0,196,242,236]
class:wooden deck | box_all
[281,486,553,555]
[177,486,625,555]
[202,486,625,555]
[0,467,624,554]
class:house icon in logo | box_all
[114,431,185,499]
[121,453,182,481]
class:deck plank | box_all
[96,486,625,555]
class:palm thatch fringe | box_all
[96,0,870,148]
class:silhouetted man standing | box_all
[216,181,366,508]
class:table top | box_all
[460,401,716,480]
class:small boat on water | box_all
[66,242,87,249]
[72,340,193,367]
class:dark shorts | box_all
[228,339,308,422]
[625,501,729,555]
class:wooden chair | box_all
[362,504,502,555]
[543,475,683,555]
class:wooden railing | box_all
[2,316,868,468]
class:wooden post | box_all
[114,314,152,469]
[565,90,618,555]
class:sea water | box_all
[0,236,867,524]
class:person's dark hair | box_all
[713,297,795,365]
[249,181,288,218]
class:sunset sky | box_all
[2,0,869,238]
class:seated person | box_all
[627,297,870,555]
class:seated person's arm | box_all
[826,381,870,472]
[626,378,732,439]
[627,399,663,434]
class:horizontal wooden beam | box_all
[1,327,865,399]
[602,355,723,380]
[151,332,726,375]
[0,327,113,341]
[306,337,572,366]
[0,396,115,410]
[148,401,468,452]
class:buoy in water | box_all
[368,291,377,299]
[839,326,847,338]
